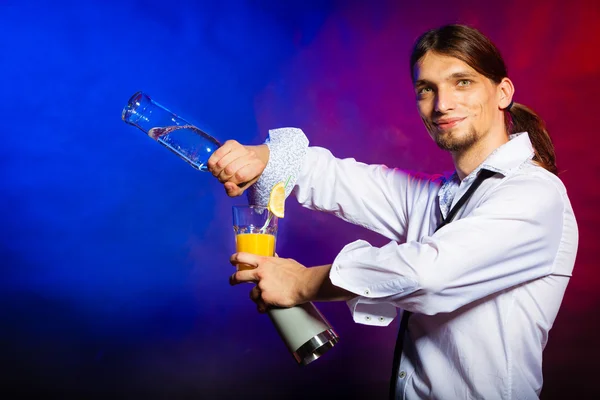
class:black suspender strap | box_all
[388,169,496,400]
[435,169,496,231]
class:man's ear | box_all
[498,77,515,110]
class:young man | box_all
[207,25,578,399]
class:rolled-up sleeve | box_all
[246,128,309,206]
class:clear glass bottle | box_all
[122,91,221,171]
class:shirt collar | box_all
[447,132,535,185]
[479,132,534,176]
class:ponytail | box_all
[506,103,558,175]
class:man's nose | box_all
[434,88,456,113]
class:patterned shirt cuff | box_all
[246,127,309,206]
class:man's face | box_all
[413,51,503,152]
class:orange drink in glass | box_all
[232,206,278,271]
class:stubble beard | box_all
[433,126,479,152]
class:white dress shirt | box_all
[248,128,578,400]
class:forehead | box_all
[413,52,482,83]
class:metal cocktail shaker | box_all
[269,303,339,365]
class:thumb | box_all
[224,182,243,197]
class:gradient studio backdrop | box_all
[1,0,599,398]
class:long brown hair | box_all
[410,24,557,175]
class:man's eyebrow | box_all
[449,71,478,79]
[414,79,431,87]
[414,71,478,87]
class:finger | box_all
[212,147,248,181]
[248,286,267,312]
[229,268,260,286]
[207,140,237,173]
[227,162,262,186]
[224,182,244,197]
[256,299,268,313]
[224,177,258,197]
[217,153,255,183]
[250,285,261,302]
[230,252,263,268]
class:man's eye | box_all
[457,79,471,86]
[418,87,432,95]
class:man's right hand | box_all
[207,140,269,197]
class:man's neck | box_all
[452,133,509,181]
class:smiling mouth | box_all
[433,117,466,130]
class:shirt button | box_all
[364,289,370,295]
[365,316,371,321]
[399,371,406,379]
[379,317,385,322]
